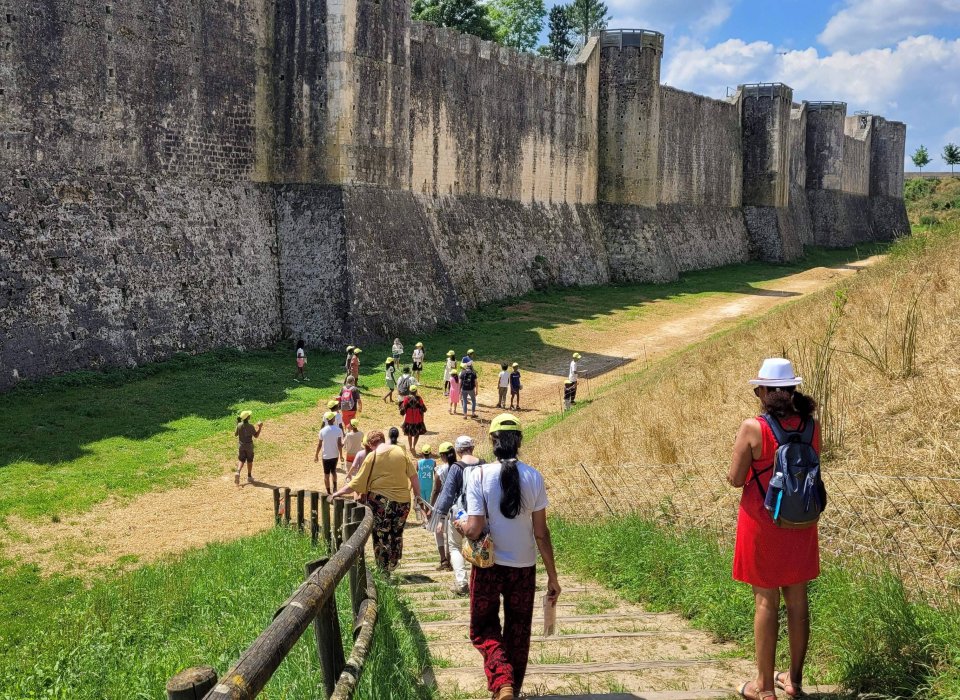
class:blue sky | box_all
[547,0,960,170]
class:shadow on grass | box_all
[0,243,887,471]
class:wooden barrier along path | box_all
[166,491,375,700]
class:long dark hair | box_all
[388,427,400,444]
[760,386,817,420]
[491,431,523,519]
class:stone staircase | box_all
[392,523,782,700]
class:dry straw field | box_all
[528,208,960,597]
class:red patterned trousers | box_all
[469,564,537,694]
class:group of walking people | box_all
[239,347,822,700]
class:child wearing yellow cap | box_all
[314,411,344,495]
[234,411,264,484]
[412,342,425,382]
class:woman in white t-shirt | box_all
[457,414,561,700]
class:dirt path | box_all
[4,257,880,575]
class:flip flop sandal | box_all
[776,671,803,698]
[738,682,776,700]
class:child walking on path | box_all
[497,364,509,409]
[400,385,427,452]
[417,445,436,503]
[460,361,479,418]
[392,338,404,365]
[339,376,362,429]
[383,357,398,403]
[412,342,425,382]
[509,363,521,409]
[295,340,307,382]
[343,420,364,471]
[448,368,461,414]
[315,411,344,495]
[443,350,456,396]
[234,410,263,484]
[350,348,362,386]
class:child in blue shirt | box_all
[509,363,522,409]
[417,445,437,503]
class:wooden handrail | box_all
[168,497,376,700]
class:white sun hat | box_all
[455,435,475,451]
[748,358,803,387]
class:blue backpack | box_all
[752,414,827,529]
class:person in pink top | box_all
[448,368,462,414]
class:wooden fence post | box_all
[344,513,363,620]
[310,491,320,546]
[333,498,344,551]
[305,558,345,698]
[166,666,217,700]
[283,488,291,526]
[272,488,281,525]
[321,494,332,548]
[296,489,305,532]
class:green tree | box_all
[567,0,609,44]
[412,0,496,41]
[489,0,547,52]
[540,4,574,60]
[943,143,960,174]
[911,144,931,173]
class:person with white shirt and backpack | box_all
[429,435,482,596]
[457,414,560,700]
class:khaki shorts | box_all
[238,443,255,462]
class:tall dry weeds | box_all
[529,229,960,595]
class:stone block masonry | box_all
[0,0,909,389]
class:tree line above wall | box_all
[411,0,610,56]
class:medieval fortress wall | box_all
[0,0,909,389]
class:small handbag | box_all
[461,466,495,568]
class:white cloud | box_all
[818,0,960,52]
[607,0,735,36]
[662,34,960,168]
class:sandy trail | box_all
[4,256,880,575]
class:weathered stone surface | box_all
[0,0,910,390]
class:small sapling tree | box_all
[911,144,931,173]
[943,143,960,174]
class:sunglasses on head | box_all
[754,386,796,396]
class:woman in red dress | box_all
[728,358,820,700]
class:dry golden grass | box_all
[530,224,960,594]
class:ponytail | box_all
[491,430,523,519]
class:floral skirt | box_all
[368,492,411,570]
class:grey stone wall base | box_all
[870,195,911,241]
[1,175,281,392]
[743,206,805,263]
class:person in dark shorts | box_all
[509,363,522,409]
[235,410,264,484]
[315,411,344,494]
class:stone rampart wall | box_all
[407,23,598,204]
[657,87,742,207]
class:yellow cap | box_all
[239,410,252,420]
[416,342,424,348]
[323,411,336,422]
[409,385,419,394]
[421,444,432,455]
[327,400,339,409]
[386,357,395,364]
[467,348,475,354]
[565,380,574,385]
[438,441,454,453]
[353,348,362,354]
[572,352,581,359]
[346,345,355,352]
[446,350,455,357]
[511,362,519,368]
[450,368,460,375]
[489,413,522,434]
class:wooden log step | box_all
[433,659,718,678]
[420,612,669,630]
[427,630,696,646]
